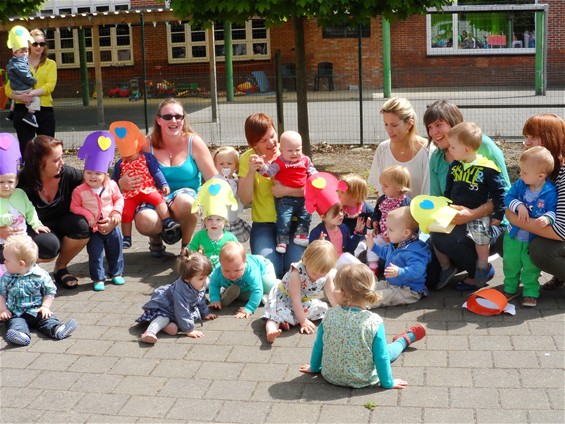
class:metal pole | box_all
[358,25,364,146]
[382,17,391,99]
[534,10,544,96]
[225,22,234,102]
[78,28,89,106]
[275,50,284,134]
[140,13,149,133]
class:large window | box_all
[427,0,537,55]
[167,19,269,63]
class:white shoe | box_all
[293,235,309,247]
[220,285,241,307]
[275,243,287,254]
[140,331,158,344]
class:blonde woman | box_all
[368,98,433,197]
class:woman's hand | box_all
[119,170,143,192]
[13,90,35,105]
[517,204,530,224]
[0,226,24,239]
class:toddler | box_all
[0,235,77,346]
[212,146,251,243]
[189,178,239,268]
[263,239,338,344]
[434,122,506,288]
[110,121,180,249]
[71,131,125,292]
[209,241,277,319]
[253,130,317,253]
[299,263,426,389]
[6,26,39,127]
[503,146,557,307]
[365,206,431,307]
[137,250,216,343]
[337,173,374,235]
[1,133,50,262]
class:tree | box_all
[166,0,452,154]
[0,0,44,23]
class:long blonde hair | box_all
[150,98,195,149]
[380,97,424,154]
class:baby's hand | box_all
[535,216,551,227]
[365,232,375,250]
[162,186,170,196]
[88,217,96,228]
[209,301,222,310]
[204,313,217,320]
[299,364,315,374]
[391,378,408,389]
[234,309,250,319]
[0,309,12,320]
[34,225,51,234]
[491,218,501,227]
[354,216,365,233]
[37,306,52,319]
[187,330,204,338]
[299,319,316,335]
[319,231,327,241]
[384,263,399,279]
[517,204,529,224]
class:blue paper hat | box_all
[0,133,21,175]
[78,131,116,173]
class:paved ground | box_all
[1,207,564,423]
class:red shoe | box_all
[392,324,426,346]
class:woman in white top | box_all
[368,98,433,197]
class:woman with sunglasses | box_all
[118,98,217,256]
[5,28,57,155]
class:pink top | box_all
[70,180,124,232]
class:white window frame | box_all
[167,18,270,64]
[426,1,538,56]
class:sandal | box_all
[53,268,79,289]
[393,324,426,346]
[149,241,166,258]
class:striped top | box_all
[552,164,565,240]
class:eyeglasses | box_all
[31,42,46,47]
[159,114,184,121]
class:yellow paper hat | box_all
[191,178,239,221]
[109,121,146,158]
[7,26,34,51]
[410,195,458,234]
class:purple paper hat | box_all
[78,131,116,173]
[0,133,22,175]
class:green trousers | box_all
[503,233,541,298]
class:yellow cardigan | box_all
[5,58,57,108]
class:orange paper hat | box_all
[110,121,146,158]
[305,172,347,216]
[464,288,515,316]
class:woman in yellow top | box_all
[5,28,57,155]
[238,113,306,278]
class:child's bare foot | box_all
[281,322,290,331]
[266,328,282,343]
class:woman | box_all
[16,135,91,288]
[368,97,432,198]
[506,114,565,290]
[424,100,511,290]
[238,113,305,278]
[5,28,57,155]
[119,98,216,256]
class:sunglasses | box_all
[31,42,47,47]
[159,114,184,121]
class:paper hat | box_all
[7,26,34,51]
[410,195,459,234]
[463,288,516,316]
[0,133,21,175]
[191,178,239,220]
[304,172,347,216]
[77,131,116,173]
[110,121,145,158]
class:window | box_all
[45,24,133,68]
[427,0,537,55]
[323,24,371,39]
[167,18,269,63]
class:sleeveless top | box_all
[151,135,201,193]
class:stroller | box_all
[129,78,141,101]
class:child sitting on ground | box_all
[137,250,216,343]
[0,235,78,346]
[299,263,426,389]
[503,146,557,308]
[189,178,238,269]
[365,206,431,308]
[209,241,277,319]
[252,130,317,253]
[337,173,374,235]
[263,240,338,344]
[110,121,180,249]
[212,146,251,243]
[71,131,125,292]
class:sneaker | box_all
[293,234,309,247]
[436,265,457,290]
[392,324,426,346]
[140,331,158,344]
[93,281,105,291]
[5,329,31,346]
[22,113,39,128]
[522,296,538,307]
[122,236,132,249]
[55,319,78,339]
[275,243,287,254]
[162,218,181,233]
[112,275,126,285]
[542,277,565,291]
[474,264,493,286]
[5,110,14,121]
[221,284,241,307]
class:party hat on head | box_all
[191,178,239,221]
[0,133,21,175]
[78,131,116,173]
[7,26,34,51]
[110,121,145,158]
[304,172,347,216]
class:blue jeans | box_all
[274,196,311,244]
[250,222,305,278]
[87,227,124,281]
[7,312,62,338]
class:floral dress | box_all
[262,261,330,325]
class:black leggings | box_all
[13,104,56,156]
[37,213,90,260]
[529,237,565,281]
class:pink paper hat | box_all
[110,121,145,158]
[78,131,116,173]
[305,172,347,216]
[0,133,22,175]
